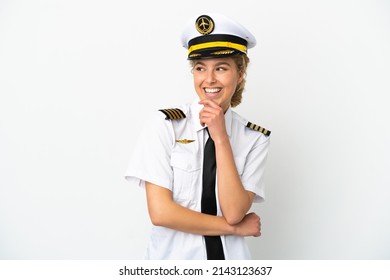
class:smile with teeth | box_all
[204,87,222,95]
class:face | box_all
[192,57,243,112]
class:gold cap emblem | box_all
[195,15,214,35]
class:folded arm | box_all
[145,181,260,237]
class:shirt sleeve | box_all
[124,112,174,191]
[241,135,271,203]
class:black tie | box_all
[201,128,225,260]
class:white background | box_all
[1,0,389,260]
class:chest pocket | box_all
[170,151,201,202]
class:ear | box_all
[238,71,245,84]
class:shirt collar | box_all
[190,98,233,137]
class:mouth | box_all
[204,87,222,98]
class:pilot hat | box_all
[181,13,256,60]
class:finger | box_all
[199,112,218,121]
[199,111,213,120]
[199,114,212,127]
[200,104,221,114]
[199,107,223,121]
[199,99,221,109]
[199,111,220,123]
[257,225,261,237]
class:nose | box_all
[205,70,216,83]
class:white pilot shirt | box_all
[125,99,270,260]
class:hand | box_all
[198,99,228,143]
[233,212,261,237]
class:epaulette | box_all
[246,121,271,136]
[158,108,186,120]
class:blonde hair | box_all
[190,54,250,107]
[230,54,250,107]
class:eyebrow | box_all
[195,61,232,67]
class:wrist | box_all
[213,134,229,146]
[226,221,239,236]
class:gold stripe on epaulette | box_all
[246,122,271,136]
[159,108,186,120]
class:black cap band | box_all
[187,34,248,59]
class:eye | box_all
[216,67,227,71]
[194,66,205,72]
